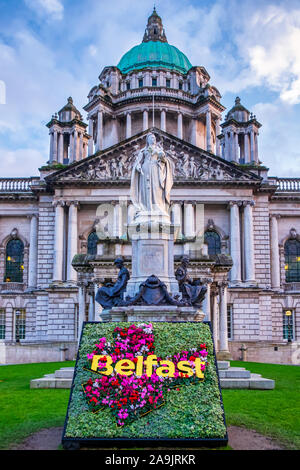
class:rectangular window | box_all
[0,309,5,339]
[227,304,233,340]
[126,82,130,90]
[152,77,157,87]
[166,79,171,88]
[138,78,143,88]
[15,308,26,340]
[179,82,183,90]
[283,310,294,341]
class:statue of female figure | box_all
[130,133,174,217]
[95,258,130,309]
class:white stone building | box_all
[0,9,300,364]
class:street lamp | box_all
[15,309,20,343]
[285,310,292,343]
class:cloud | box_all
[234,4,300,104]
[24,0,64,21]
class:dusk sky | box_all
[0,0,300,177]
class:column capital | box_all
[52,200,65,208]
[270,213,281,220]
[27,213,39,220]
[66,200,80,208]
[243,200,255,207]
[228,200,242,208]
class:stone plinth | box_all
[102,305,205,323]
[126,219,180,297]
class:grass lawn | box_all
[222,361,300,450]
[0,360,299,450]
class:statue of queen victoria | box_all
[130,132,174,219]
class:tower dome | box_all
[117,8,192,75]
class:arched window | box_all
[284,238,300,282]
[5,239,24,282]
[87,231,99,255]
[204,230,221,256]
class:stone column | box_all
[49,132,54,163]
[78,282,86,342]
[143,109,148,131]
[73,129,78,161]
[218,282,230,359]
[67,201,79,282]
[27,214,38,289]
[211,290,219,350]
[172,202,182,238]
[161,109,166,132]
[244,200,255,283]
[79,132,83,160]
[255,132,258,162]
[88,285,95,321]
[229,201,241,283]
[225,132,230,160]
[206,109,212,152]
[270,214,280,289]
[250,130,255,162]
[53,201,65,282]
[69,132,74,162]
[88,117,94,156]
[216,118,221,156]
[184,202,195,238]
[203,279,212,321]
[113,202,122,238]
[126,112,132,139]
[191,118,197,146]
[57,132,63,164]
[53,130,58,162]
[234,132,239,162]
[177,112,183,139]
[96,110,103,151]
[244,133,250,163]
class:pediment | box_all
[46,128,261,186]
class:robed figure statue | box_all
[95,258,130,309]
[130,132,174,217]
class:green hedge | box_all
[65,322,226,440]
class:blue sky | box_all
[0,0,300,177]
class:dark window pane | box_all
[138,79,143,88]
[204,231,221,255]
[166,79,171,88]
[152,78,157,87]
[284,239,300,282]
[5,239,24,282]
[87,231,99,255]
[283,311,294,341]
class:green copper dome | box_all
[117,41,193,75]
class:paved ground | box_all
[11,426,285,450]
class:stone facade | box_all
[0,10,300,364]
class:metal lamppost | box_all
[15,309,20,343]
[285,310,292,343]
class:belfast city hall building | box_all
[0,9,299,364]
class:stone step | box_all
[54,367,75,379]
[216,361,230,370]
[219,367,251,379]
[220,374,275,390]
[30,374,72,389]
[30,366,275,390]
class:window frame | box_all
[283,309,295,342]
[0,309,5,340]
[204,230,221,256]
[284,238,300,283]
[4,238,25,283]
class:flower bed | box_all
[63,322,227,447]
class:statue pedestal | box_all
[102,305,205,323]
[126,218,180,298]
